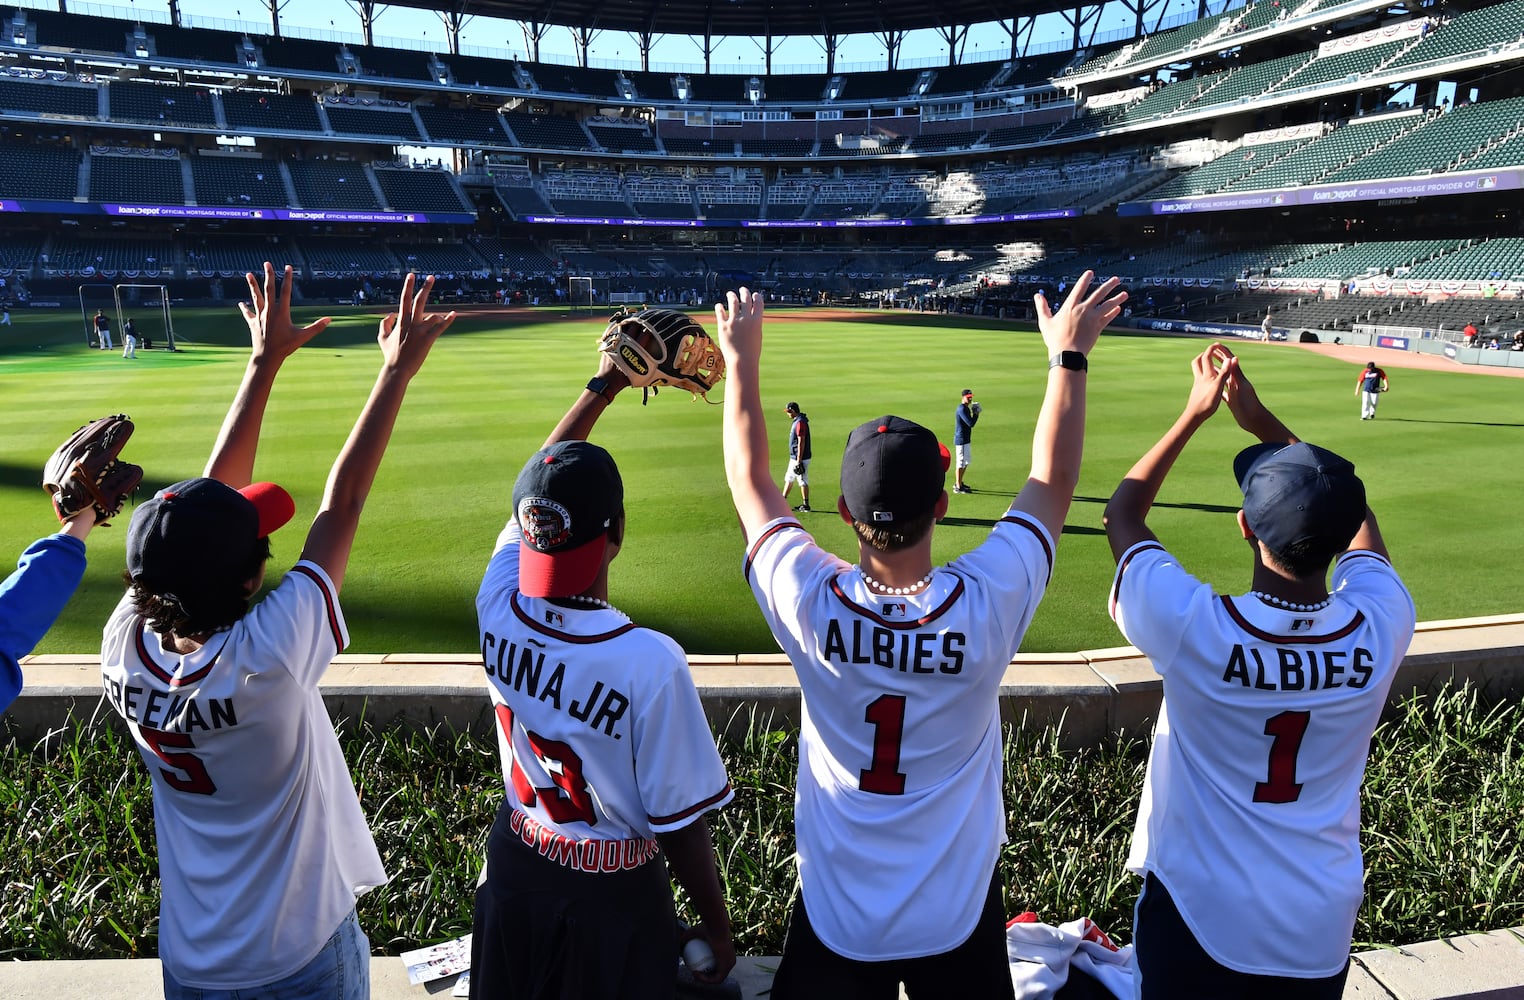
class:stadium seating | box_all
[502,112,594,151]
[24,8,133,54]
[468,236,559,275]
[739,139,814,157]
[531,63,620,98]
[1148,137,1311,198]
[391,243,489,275]
[48,236,177,275]
[907,130,987,153]
[0,78,97,117]
[324,104,424,142]
[1324,97,1524,182]
[1276,239,1464,279]
[287,160,383,210]
[1384,0,1524,72]
[88,152,184,204]
[588,123,660,154]
[1180,52,1315,112]
[984,122,1063,147]
[1405,237,1524,280]
[0,142,82,199]
[1269,38,1413,95]
[353,45,432,82]
[0,234,45,271]
[662,136,736,156]
[189,155,290,207]
[760,74,831,101]
[374,168,471,214]
[923,60,1003,94]
[416,105,512,145]
[497,186,556,218]
[300,238,401,276]
[1225,113,1418,191]
[184,235,299,276]
[221,90,324,132]
[259,37,345,74]
[437,53,522,89]
[107,83,218,128]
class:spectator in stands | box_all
[1463,321,1479,346]
[122,318,137,360]
[1487,336,1501,350]
[1512,331,1523,351]
[93,310,113,351]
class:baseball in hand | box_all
[683,936,717,974]
[971,402,982,414]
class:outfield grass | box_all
[3,303,1522,655]
[0,686,1518,959]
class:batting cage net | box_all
[77,284,177,350]
[568,276,594,312]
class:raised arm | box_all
[541,351,632,448]
[299,273,454,591]
[204,263,332,487]
[1103,344,1236,560]
[1012,270,1127,542]
[715,287,791,542]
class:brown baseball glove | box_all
[42,414,143,525]
[597,307,725,404]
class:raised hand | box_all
[239,262,331,362]
[713,285,764,362]
[377,273,456,377]
[1034,270,1127,356]
[1184,344,1236,424]
[1220,345,1296,444]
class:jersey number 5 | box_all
[859,694,908,795]
[1253,710,1310,804]
[494,704,597,825]
[140,727,217,795]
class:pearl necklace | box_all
[1252,590,1331,613]
[555,594,626,615]
[860,568,934,596]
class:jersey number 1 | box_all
[1253,710,1310,804]
[859,694,908,795]
[494,704,597,825]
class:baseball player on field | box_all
[471,348,736,997]
[713,274,1125,999]
[1356,360,1388,420]
[782,400,812,512]
[1103,343,1415,998]
[100,265,453,998]
[953,388,980,493]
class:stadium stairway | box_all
[2,932,1523,997]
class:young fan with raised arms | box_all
[1103,343,1416,998]
[100,265,453,999]
[471,316,736,997]
[713,275,1124,999]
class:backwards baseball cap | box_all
[785,401,800,413]
[513,440,623,598]
[961,388,974,397]
[127,478,296,607]
[840,416,944,524]
[1233,442,1366,556]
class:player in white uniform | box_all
[472,350,736,997]
[713,275,1125,998]
[100,266,453,997]
[1103,343,1416,998]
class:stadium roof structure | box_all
[382,0,1081,37]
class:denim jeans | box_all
[162,907,370,1000]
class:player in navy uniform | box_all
[1104,343,1415,998]
[953,388,980,493]
[1356,361,1388,419]
[472,348,736,998]
[782,401,812,512]
[714,275,1124,999]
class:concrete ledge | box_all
[10,615,1524,748]
[4,933,1524,999]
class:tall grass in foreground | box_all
[0,685,1519,961]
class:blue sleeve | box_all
[0,534,88,712]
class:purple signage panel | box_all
[105,204,275,220]
[1123,168,1524,216]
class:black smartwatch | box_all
[586,375,613,402]
[1049,351,1088,372]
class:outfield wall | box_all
[10,614,1524,747]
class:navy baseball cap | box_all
[513,440,623,598]
[961,388,974,397]
[127,478,296,607]
[1233,442,1366,556]
[786,401,800,413]
[840,416,944,524]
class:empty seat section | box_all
[0,143,81,199]
[0,79,97,117]
[502,112,593,150]
[300,238,399,276]
[416,105,510,145]
[88,153,183,204]
[222,90,323,132]
[588,123,660,153]
[373,169,471,214]
[108,83,218,127]
[324,105,423,142]
[288,161,382,210]
[190,156,288,207]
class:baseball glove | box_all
[598,307,725,404]
[42,414,143,525]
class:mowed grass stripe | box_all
[4,307,1522,654]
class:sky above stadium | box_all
[49,0,1211,74]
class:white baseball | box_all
[682,936,717,974]
[971,402,982,414]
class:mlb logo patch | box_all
[545,609,565,628]
[881,602,909,618]
[1290,617,1316,631]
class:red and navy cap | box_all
[840,416,944,525]
[126,478,296,609]
[513,440,623,598]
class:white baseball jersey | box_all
[477,522,733,845]
[1110,542,1415,978]
[99,560,387,988]
[744,508,1054,962]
